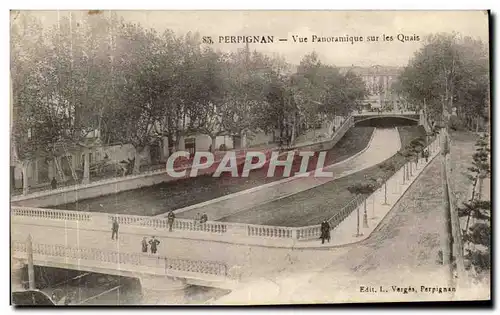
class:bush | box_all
[219,144,227,151]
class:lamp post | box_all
[26,234,35,290]
[377,177,389,206]
[356,203,363,237]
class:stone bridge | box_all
[353,111,424,128]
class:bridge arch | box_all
[354,116,419,128]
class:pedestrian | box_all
[324,220,331,243]
[320,220,331,244]
[149,236,160,254]
[51,177,57,189]
[167,210,176,232]
[424,149,429,162]
[200,212,208,224]
[111,217,119,240]
[141,237,148,253]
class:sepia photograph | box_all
[9,10,491,305]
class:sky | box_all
[13,10,489,67]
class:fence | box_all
[12,241,227,277]
[445,154,467,286]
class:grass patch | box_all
[220,126,428,227]
[53,127,374,215]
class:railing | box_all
[328,195,364,229]
[11,207,92,222]
[108,214,228,234]
[352,110,419,116]
[12,241,228,277]
[246,224,294,239]
[294,195,364,241]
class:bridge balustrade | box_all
[12,207,92,222]
[246,224,294,239]
[12,241,228,277]
[107,214,229,234]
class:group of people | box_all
[194,212,208,224]
[141,236,161,254]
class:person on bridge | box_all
[51,177,57,189]
[167,210,176,232]
[149,236,160,254]
[320,220,331,244]
[200,212,208,224]
[141,237,148,253]
[111,218,119,240]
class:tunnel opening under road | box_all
[354,117,419,128]
[14,265,230,305]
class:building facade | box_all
[340,65,403,111]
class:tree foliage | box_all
[457,133,491,274]
[11,12,369,173]
[398,33,489,131]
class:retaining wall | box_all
[11,117,354,208]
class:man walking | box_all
[51,177,58,189]
[141,237,148,253]
[167,210,175,232]
[149,236,160,254]
[111,218,119,240]
[320,220,331,244]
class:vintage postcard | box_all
[10,10,491,305]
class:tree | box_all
[378,162,396,205]
[185,47,228,151]
[108,23,166,173]
[221,48,273,147]
[398,33,489,131]
[11,12,67,193]
[461,133,490,233]
[347,182,377,236]
[408,137,426,166]
[458,200,491,274]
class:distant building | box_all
[339,65,403,111]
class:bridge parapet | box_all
[12,207,92,222]
[12,241,228,278]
